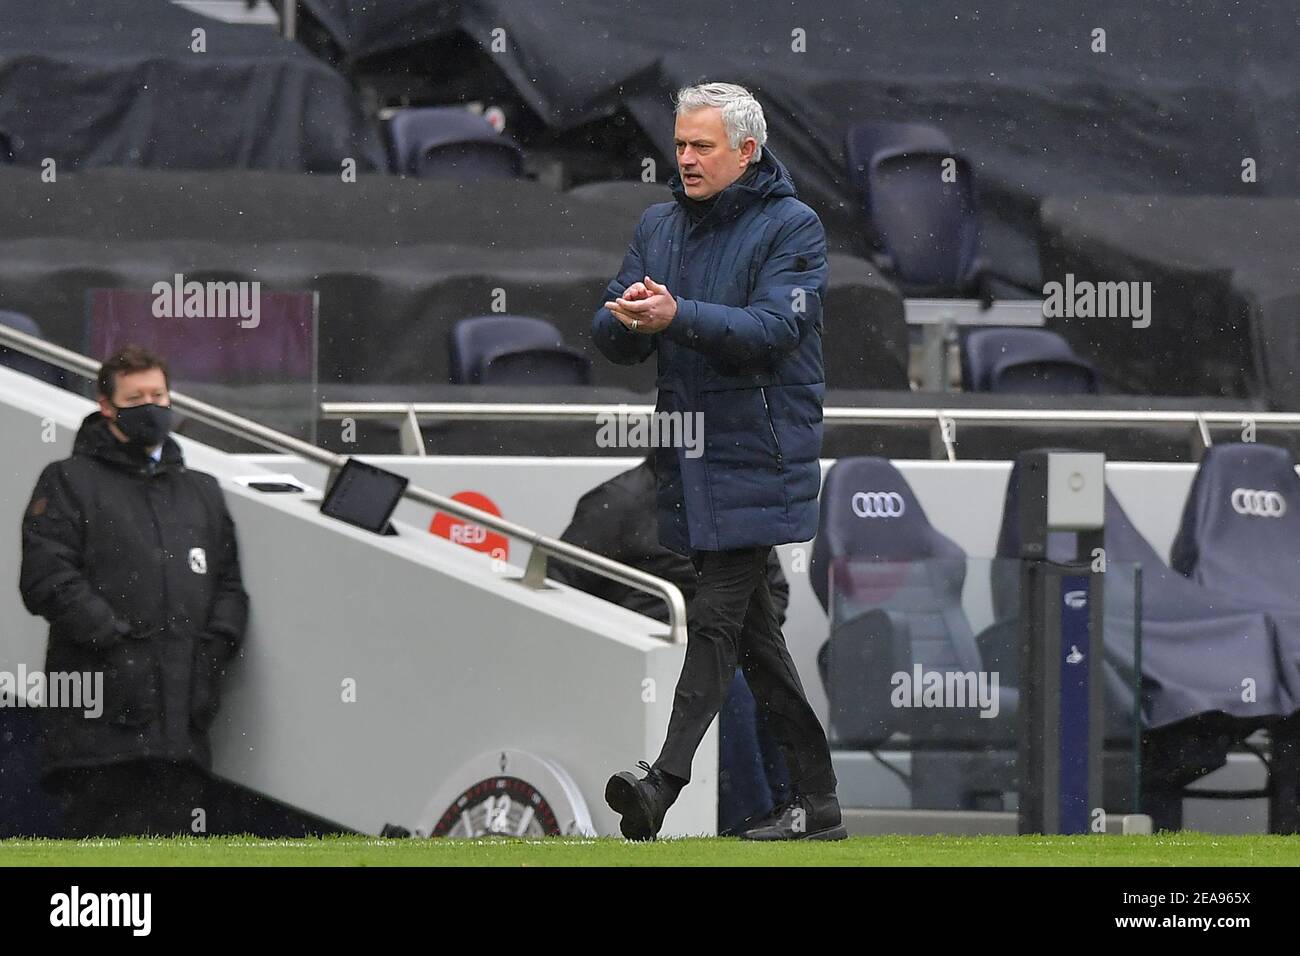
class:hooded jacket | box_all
[19,411,248,776]
[591,146,829,556]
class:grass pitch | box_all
[2,832,1297,866]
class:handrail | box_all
[0,323,688,644]
[319,400,1300,462]
[320,400,1300,426]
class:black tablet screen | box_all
[319,459,409,533]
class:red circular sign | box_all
[430,490,509,561]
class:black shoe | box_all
[739,792,848,841]
[605,760,679,841]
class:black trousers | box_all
[653,546,837,795]
[47,759,212,838]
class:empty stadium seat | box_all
[810,457,1018,750]
[480,344,592,386]
[868,149,983,297]
[998,452,1300,827]
[450,315,584,385]
[386,107,525,179]
[0,310,65,388]
[962,327,1099,395]
[844,121,952,254]
[1170,442,1300,701]
[995,455,1290,731]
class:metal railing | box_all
[0,323,688,643]
[319,400,1300,462]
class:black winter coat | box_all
[548,460,789,625]
[19,411,249,776]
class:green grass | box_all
[2,832,1297,866]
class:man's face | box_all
[675,107,756,200]
[98,367,170,422]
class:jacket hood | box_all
[73,410,185,473]
[668,145,797,226]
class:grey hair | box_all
[673,82,767,162]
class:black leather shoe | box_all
[739,792,848,841]
[605,760,679,841]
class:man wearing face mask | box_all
[19,345,248,837]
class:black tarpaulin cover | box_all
[1039,196,1300,409]
[297,0,1300,286]
[0,0,386,172]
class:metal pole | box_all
[282,0,296,41]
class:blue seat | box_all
[867,149,983,297]
[1171,442,1300,704]
[810,456,1018,750]
[480,344,592,386]
[385,107,524,179]
[963,327,1099,395]
[449,315,584,385]
[0,311,65,388]
[844,122,952,252]
[994,455,1291,732]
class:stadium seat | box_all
[1170,442,1300,702]
[0,310,65,388]
[844,121,952,253]
[0,130,12,163]
[867,149,982,297]
[385,107,525,179]
[810,457,1019,751]
[449,315,575,385]
[995,455,1290,731]
[962,327,1099,395]
[480,344,592,386]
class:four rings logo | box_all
[1230,488,1286,518]
[852,491,905,518]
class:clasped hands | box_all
[605,275,678,334]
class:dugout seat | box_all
[811,456,1019,750]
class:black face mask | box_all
[111,402,173,448]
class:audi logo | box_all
[1230,488,1286,518]
[852,491,906,518]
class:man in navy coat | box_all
[593,82,844,841]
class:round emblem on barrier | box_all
[851,491,906,518]
[1230,488,1286,518]
[432,775,557,837]
[414,749,595,838]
